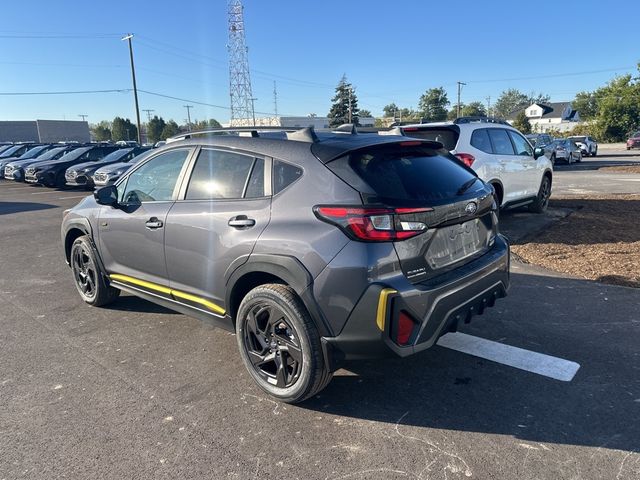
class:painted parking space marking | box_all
[58,195,87,200]
[30,190,67,195]
[437,332,580,382]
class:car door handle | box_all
[145,217,164,229]
[228,215,255,228]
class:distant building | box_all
[0,120,90,142]
[227,116,376,129]
[507,102,581,133]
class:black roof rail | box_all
[166,126,313,143]
[453,116,509,125]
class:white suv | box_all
[392,118,554,213]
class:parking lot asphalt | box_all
[552,150,640,195]
[1,178,639,479]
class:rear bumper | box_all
[322,235,510,367]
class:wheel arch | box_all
[63,219,92,264]
[487,179,504,207]
[225,254,332,336]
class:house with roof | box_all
[507,102,581,133]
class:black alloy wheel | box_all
[70,236,120,306]
[72,243,98,302]
[236,284,331,403]
[243,303,302,389]
[529,175,551,213]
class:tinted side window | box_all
[470,129,493,153]
[488,129,515,155]
[273,160,302,194]
[245,158,265,198]
[120,149,189,203]
[185,149,256,200]
[508,131,533,156]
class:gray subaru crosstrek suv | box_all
[61,127,510,403]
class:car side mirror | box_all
[94,185,119,207]
[533,147,545,160]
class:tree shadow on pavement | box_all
[301,271,640,454]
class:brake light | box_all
[314,206,428,242]
[455,153,475,167]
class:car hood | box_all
[94,161,132,174]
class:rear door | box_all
[98,148,193,288]
[486,128,524,202]
[164,147,272,315]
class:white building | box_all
[508,102,580,133]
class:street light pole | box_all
[122,33,142,144]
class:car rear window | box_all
[402,127,459,151]
[328,144,479,202]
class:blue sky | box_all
[0,0,638,124]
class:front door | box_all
[98,148,193,287]
[164,148,272,316]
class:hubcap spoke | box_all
[274,353,288,388]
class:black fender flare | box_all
[225,254,332,337]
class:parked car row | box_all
[0,142,153,189]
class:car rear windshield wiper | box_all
[457,178,478,195]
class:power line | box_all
[0,89,130,95]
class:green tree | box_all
[512,110,532,134]
[91,120,112,141]
[382,103,399,118]
[190,118,223,131]
[146,115,166,143]
[593,74,640,141]
[160,120,180,140]
[111,117,138,142]
[418,87,449,122]
[359,109,372,118]
[572,91,598,120]
[462,101,487,117]
[327,74,360,127]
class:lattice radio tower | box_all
[228,0,255,125]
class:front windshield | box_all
[35,147,68,161]
[100,148,133,162]
[18,145,47,159]
[0,145,23,157]
[59,146,92,161]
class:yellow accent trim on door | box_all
[376,288,397,331]
[110,274,172,295]
[171,289,226,315]
[109,274,226,315]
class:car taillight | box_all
[314,206,430,242]
[455,153,475,167]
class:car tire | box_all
[550,154,556,165]
[529,175,551,213]
[236,284,331,404]
[70,235,120,307]
[576,153,582,163]
[592,148,597,157]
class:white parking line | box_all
[30,190,65,195]
[437,332,580,382]
[58,195,87,200]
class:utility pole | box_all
[347,86,352,124]
[78,114,88,122]
[273,81,278,118]
[122,34,142,144]
[456,81,466,118]
[486,96,491,117]
[142,109,154,122]
[249,98,257,126]
[183,105,193,130]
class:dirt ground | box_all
[511,194,640,288]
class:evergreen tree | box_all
[418,87,449,122]
[147,116,166,143]
[327,75,360,127]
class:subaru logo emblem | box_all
[465,202,477,215]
